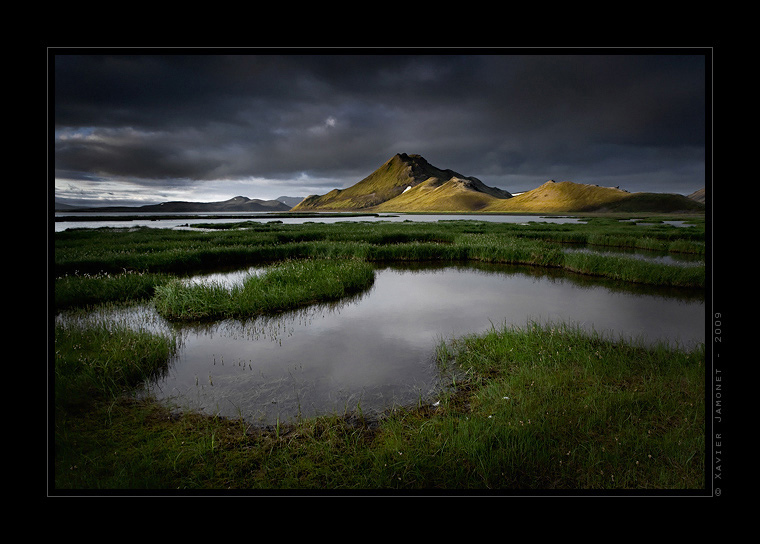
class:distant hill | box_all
[292,153,511,212]
[276,196,306,208]
[291,153,704,214]
[53,201,81,211]
[687,188,705,204]
[483,180,704,213]
[57,195,291,213]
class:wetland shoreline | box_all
[51,215,708,493]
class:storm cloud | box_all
[52,51,708,206]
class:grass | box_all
[52,322,705,490]
[153,258,375,321]
[54,271,172,311]
[367,324,704,490]
[54,218,705,288]
[562,251,704,288]
[54,316,178,412]
[51,215,707,492]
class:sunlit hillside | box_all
[292,153,511,211]
[291,154,705,214]
[482,180,630,213]
[373,176,510,212]
[292,153,467,210]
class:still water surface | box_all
[53,212,585,232]
[59,263,705,426]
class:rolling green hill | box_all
[483,180,629,213]
[291,154,705,214]
[483,180,704,213]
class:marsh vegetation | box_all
[52,215,707,492]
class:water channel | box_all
[58,260,705,427]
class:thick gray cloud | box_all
[53,51,707,205]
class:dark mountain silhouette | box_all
[56,195,291,213]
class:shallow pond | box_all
[58,262,705,427]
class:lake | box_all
[53,212,589,232]
[57,261,704,427]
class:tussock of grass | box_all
[55,271,172,310]
[563,252,704,288]
[153,258,375,321]
[54,319,177,409]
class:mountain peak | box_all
[394,152,422,161]
[293,153,512,211]
[384,152,436,179]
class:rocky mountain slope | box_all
[292,153,511,211]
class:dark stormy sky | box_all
[52,50,708,207]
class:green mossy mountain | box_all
[291,153,705,214]
[292,153,512,212]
